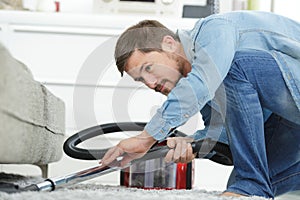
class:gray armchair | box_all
[0,42,65,178]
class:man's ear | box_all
[161,35,177,52]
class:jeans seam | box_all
[280,118,300,128]
[272,171,300,185]
[231,62,262,170]
[233,58,275,69]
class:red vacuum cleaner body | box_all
[121,158,194,190]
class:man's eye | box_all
[135,77,144,82]
[145,65,152,72]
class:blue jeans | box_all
[214,50,300,198]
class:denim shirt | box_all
[145,11,300,141]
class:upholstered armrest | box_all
[0,42,65,165]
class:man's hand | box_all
[165,137,196,163]
[100,130,156,167]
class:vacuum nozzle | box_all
[0,182,39,193]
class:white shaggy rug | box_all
[0,172,291,200]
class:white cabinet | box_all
[7,24,121,84]
[45,84,163,133]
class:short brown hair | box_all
[114,20,179,76]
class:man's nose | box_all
[144,74,157,89]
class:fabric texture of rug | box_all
[0,172,271,200]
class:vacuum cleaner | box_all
[0,122,232,193]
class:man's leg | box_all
[219,50,300,198]
[227,113,300,197]
[264,114,300,196]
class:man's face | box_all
[125,50,187,95]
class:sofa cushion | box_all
[0,42,65,165]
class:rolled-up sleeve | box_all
[145,18,238,141]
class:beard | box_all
[153,52,190,96]
[165,51,189,77]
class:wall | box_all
[272,0,300,21]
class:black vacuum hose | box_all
[64,122,233,166]
[63,122,146,160]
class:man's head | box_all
[114,20,191,95]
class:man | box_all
[101,11,300,198]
